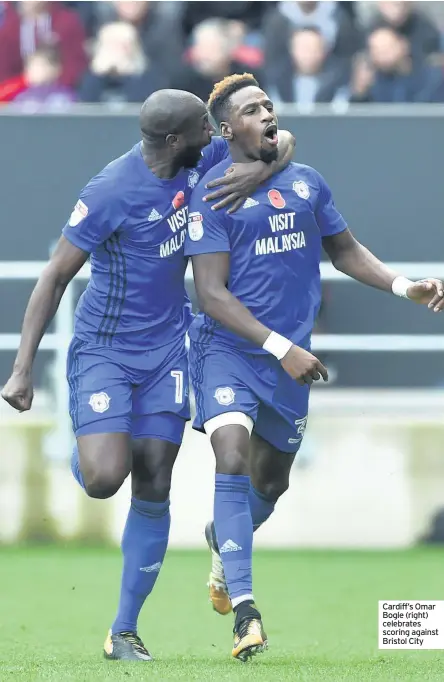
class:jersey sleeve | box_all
[199,137,230,175]
[62,175,125,253]
[314,172,347,237]
[185,186,230,256]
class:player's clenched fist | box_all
[1,372,34,412]
[281,345,328,386]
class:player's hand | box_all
[280,345,328,386]
[1,372,34,412]
[406,279,444,312]
[204,161,265,214]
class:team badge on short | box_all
[214,387,235,406]
[172,190,185,210]
[268,189,286,209]
[188,170,199,188]
[293,181,310,200]
[188,211,204,241]
[89,392,111,413]
[68,199,88,226]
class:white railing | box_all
[2,260,444,355]
[1,260,444,449]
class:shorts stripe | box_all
[67,339,84,432]
[193,342,207,424]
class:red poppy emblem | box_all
[172,191,185,210]
[268,189,286,209]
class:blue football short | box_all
[66,334,189,443]
[190,338,310,454]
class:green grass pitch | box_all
[0,546,443,681]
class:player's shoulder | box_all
[82,144,142,201]
[205,135,229,158]
[288,162,323,183]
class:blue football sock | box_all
[249,485,276,532]
[70,444,86,491]
[214,473,253,608]
[112,497,170,634]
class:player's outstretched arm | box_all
[191,252,328,385]
[204,130,296,213]
[1,237,88,412]
[323,228,444,311]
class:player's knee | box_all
[255,476,289,502]
[83,471,125,499]
[132,469,172,502]
[215,448,249,476]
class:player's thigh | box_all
[131,343,188,500]
[189,340,259,432]
[190,341,261,474]
[250,431,296,500]
[67,340,133,492]
[131,435,181,502]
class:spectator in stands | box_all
[181,2,274,37]
[0,1,86,88]
[88,1,184,80]
[0,2,22,83]
[269,27,349,104]
[181,2,274,70]
[78,21,164,104]
[171,18,263,103]
[263,1,362,84]
[350,27,444,103]
[365,2,441,59]
[12,46,77,111]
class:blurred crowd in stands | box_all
[1,1,444,111]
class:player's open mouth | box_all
[263,124,278,146]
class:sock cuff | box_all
[131,497,170,518]
[215,473,250,494]
[250,485,278,505]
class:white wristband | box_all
[262,331,293,360]
[391,276,414,299]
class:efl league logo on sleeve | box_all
[188,212,204,241]
[68,199,88,227]
[268,189,286,209]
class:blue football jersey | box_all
[63,137,228,350]
[185,160,347,353]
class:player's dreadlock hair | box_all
[208,73,259,126]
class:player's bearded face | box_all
[180,144,204,169]
[180,115,215,168]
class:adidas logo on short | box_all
[220,539,242,553]
[148,208,162,222]
[140,562,162,573]
[242,197,259,209]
